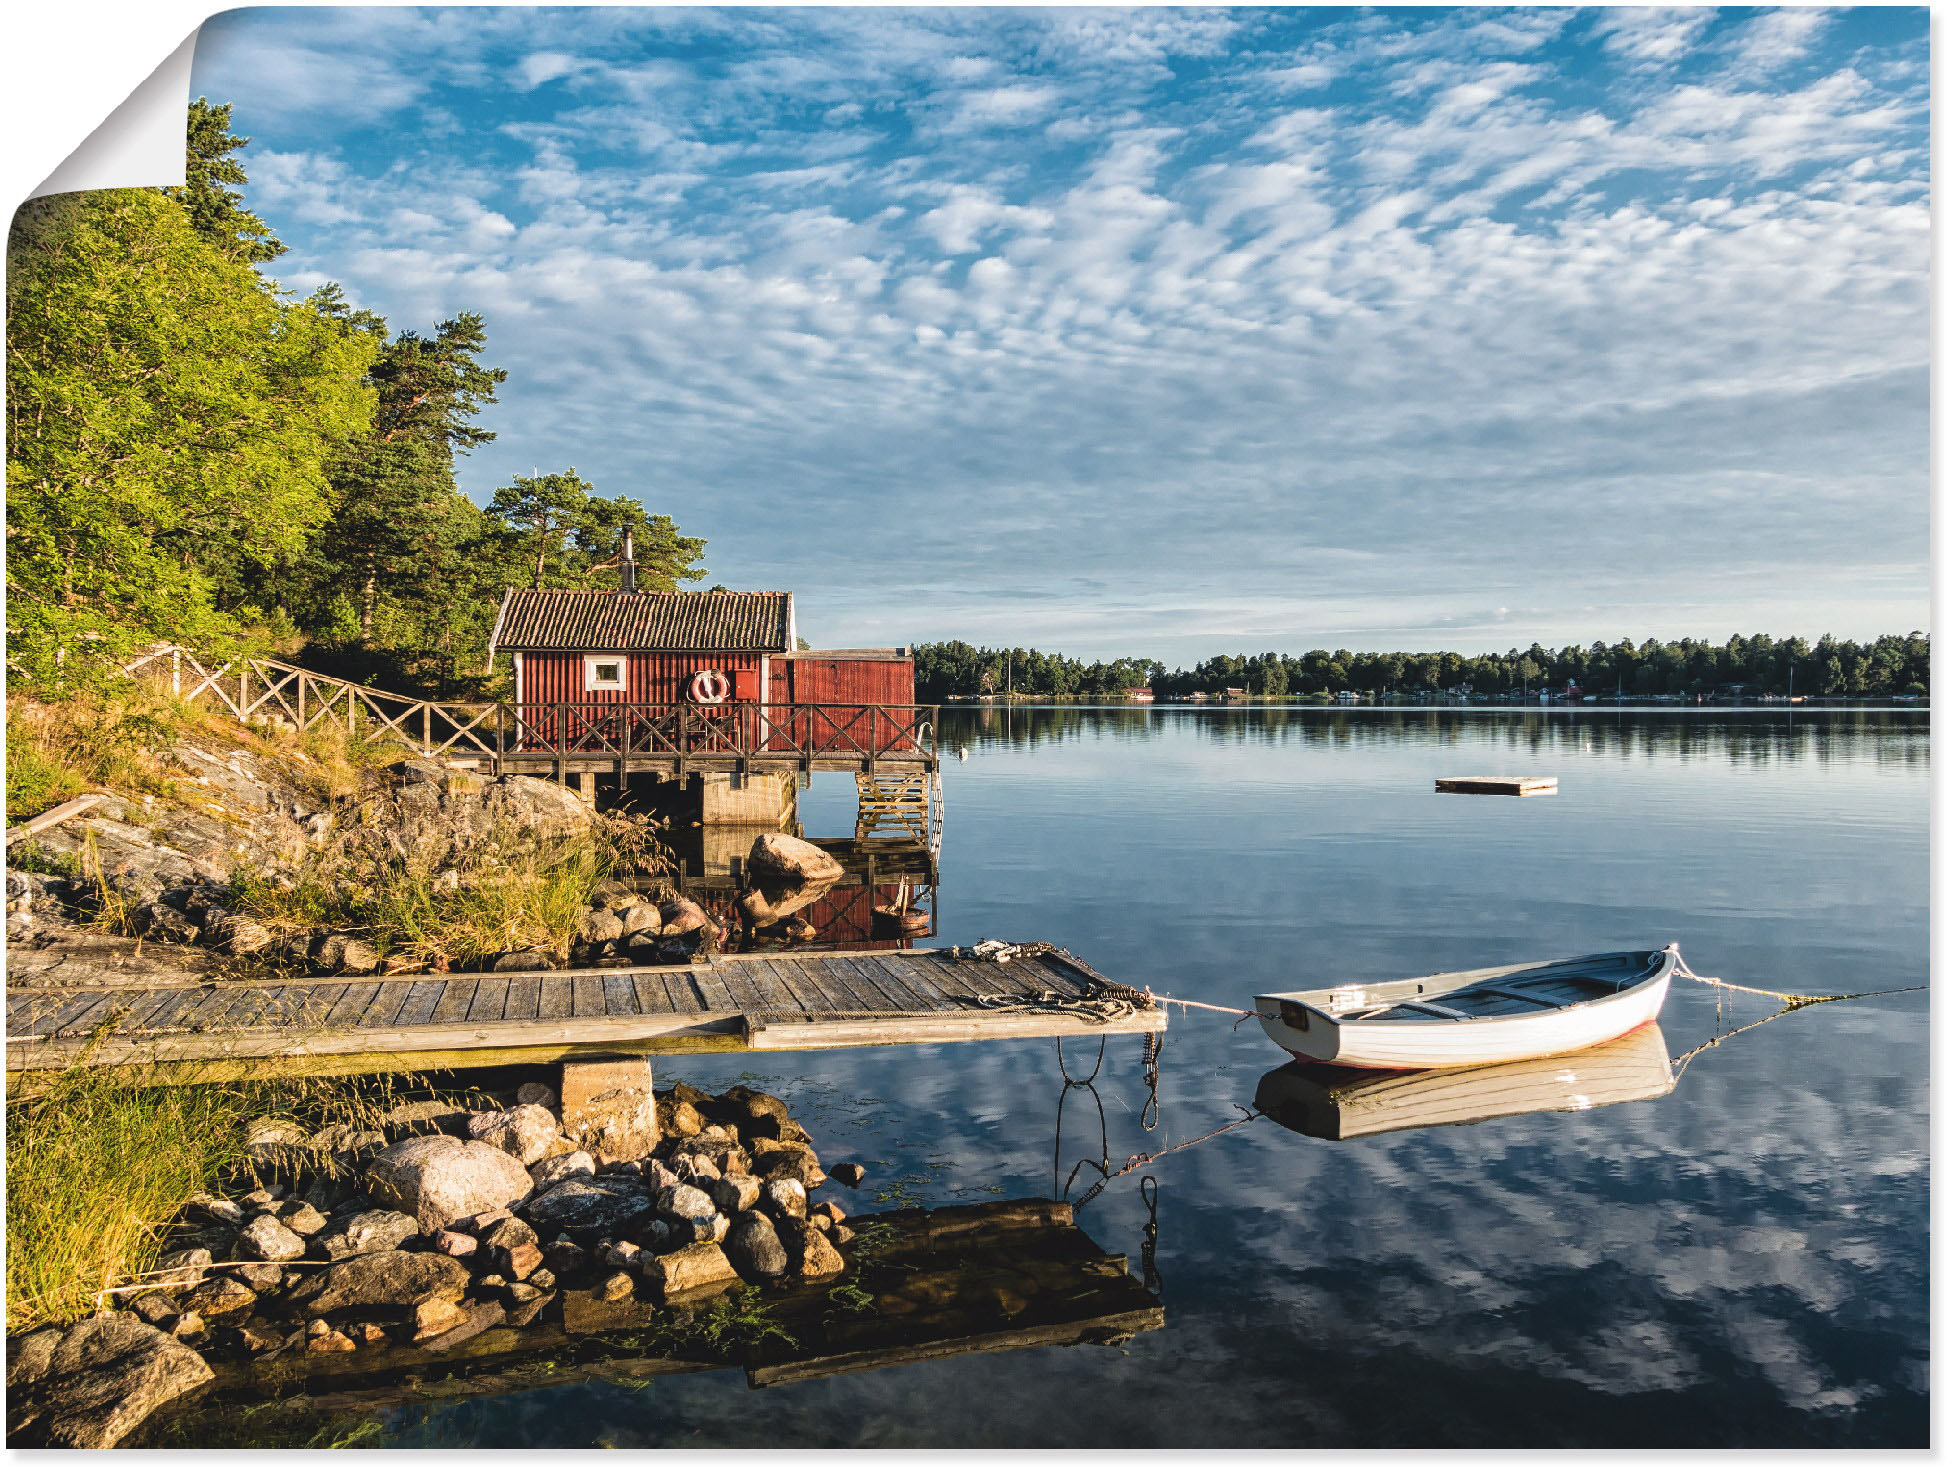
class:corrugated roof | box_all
[491,590,793,652]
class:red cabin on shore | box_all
[486,589,918,760]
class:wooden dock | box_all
[4,945,1162,1083]
[1435,775,1558,796]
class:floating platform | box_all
[4,943,1162,1084]
[1434,776,1558,796]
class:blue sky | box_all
[190,6,1928,660]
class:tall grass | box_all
[5,1063,255,1332]
[5,1061,487,1334]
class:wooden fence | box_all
[121,645,939,774]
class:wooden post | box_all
[171,649,181,696]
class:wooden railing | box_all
[122,645,938,773]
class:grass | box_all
[4,1058,484,1335]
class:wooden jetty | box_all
[1434,775,1558,796]
[5,944,1163,1083]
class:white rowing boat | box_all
[1254,944,1678,1070]
[1252,1023,1676,1140]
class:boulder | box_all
[417,1300,506,1353]
[276,1201,330,1237]
[577,909,625,946]
[6,1314,215,1448]
[151,1248,214,1288]
[132,902,200,944]
[619,904,662,939]
[181,1276,257,1321]
[491,948,558,972]
[639,1241,739,1300]
[707,1174,763,1215]
[725,1211,790,1280]
[515,1082,559,1111]
[467,1104,563,1166]
[378,1099,475,1139]
[656,897,712,937]
[363,1135,534,1232]
[312,933,380,974]
[200,910,276,956]
[657,1095,705,1138]
[735,882,832,927]
[520,1177,655,1242]
[777,1216,846,1279]
[654,1182,716,1224]
[289,1250,471,1316]
[747,833,845,888]
[316,1209,420,1261]
[757,1148,824,1192]
[237,1214,306,1262]
[231,1262,286,1293]
[529,1151,596,1191]
[479,1216,543,1280]
[561,1058,659,1164]
[829,1162,867,1188]
[761,1178,809,1220]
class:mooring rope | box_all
[1669,951,1924,1008]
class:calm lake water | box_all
[335,708,1932,1447]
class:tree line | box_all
[914,633,1929,701]
[7,101,707,700]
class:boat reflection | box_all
[1253,1023,1675,1141]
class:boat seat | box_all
[1394,1000,1473,1020]
[1474,985,1565,1009]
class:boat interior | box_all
[1263,950,1665,1026]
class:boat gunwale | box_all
[1253,946,1677,1031]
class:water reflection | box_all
[665,830,940,952]
[1254,1024,1676,1142]
[943,704,1929,770]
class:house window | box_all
[585,655,626,692]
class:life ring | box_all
[689,668,731,704]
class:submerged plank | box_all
[1435,775,1557,796]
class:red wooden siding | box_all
[517,649,766,750]
[778,656,914,706]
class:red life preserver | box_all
[689,669,731,704]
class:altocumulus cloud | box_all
[191,6,1927,659]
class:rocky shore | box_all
[7,1078,867,1447]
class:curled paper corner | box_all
[27,28,201,204]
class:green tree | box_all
[170,98,285,263]
[6,188,375,688]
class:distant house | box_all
[1125,686,1155,702]
[1335,690,1361,705]
[1222,686,1249,700]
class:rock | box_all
[200,910,276,956]
[707,1174,762,1215]
[467,1104,562,1166]
[479,1217,543,1281]
[560,1057,660,1164]
[169,1312,205,1340]
[655,1182,716,1223]
[152,1248,214,1288]
[735,882,832,926]
[529,1151,595,1191]
[182,1276,258,1321]
[364,1135,534,1232]
[6,1314,215,1447]
[656,896,712,936]
[725,1211,790,1279]
[236,1323,284,1354]
[354,1323,390,1347]
[418,1301,506,1353]
[761,1178,808,1220]
[231,1262,287,1293]
[312,932,380,974]
[276,1201,330,1237]
[289,1250,471,1316]
[619,904,662,939]
[521,1177,655,1242]
[129,1292,177,1328]
[829,1162,867,1188]
[657,1095,705,1138]
[810,1200,847,1227]
[409,1296,470,1341]
[528,1267,556,1292]
[317,1209,420,1261]
[747,833,845,888]
[543,1239,588,1278]
[778,1216,846,1279]
[379,1099,474,1138]
[640,1241,739,1300]
[310,1123,387,1167]
[515,1082,559,1111]
[506,1290,554,1329]
[756,1149,824,1192]
[491,948,558,972]
[238,1214,306,1262]
[577,908,625,946]
[307,1329,357,1353]
[132,901,200,943]
[433,1230,477,1259]
[187,1192,245,1227]
[595,1271,636,1303]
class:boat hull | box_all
[1255,950,1675,1070]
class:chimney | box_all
[621,526,637,594]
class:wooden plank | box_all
[394,980,446,1029]
[859,955,943,1012]
[536,976,574,1021]
[212,983,287,1031]
[5,793,108,846]
[503,976,542,1023]
[354,981,415,1030]
[429,978,478,1025]
[466,978,511,1024]
[881,953,963,1009]
[572,973,606,1019]
[629,972,673,1016]
[685,966,742,1014]
[828,955,912,1013]
[26,988,115,1036]
[324,982,383,1029]
[747,1006,1166,1051]
[799,955,883,1013]
[176,983,260,1033]
[766,956,854,1015]
[601,972,641,1016]
[49,991,124,1039]
[735,958,812,1017]
[712,959,779,1018]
